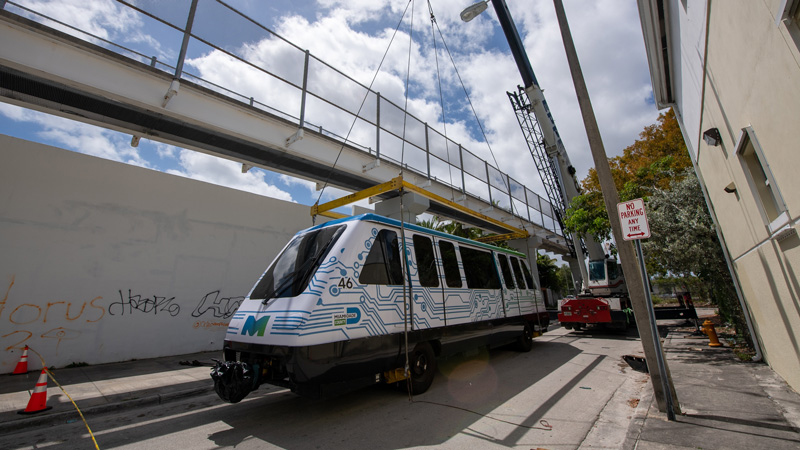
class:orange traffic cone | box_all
[11,345,29,375]
[18,367,52,415]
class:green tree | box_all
[537,253,560,291]
[562,108,750,345]
[643,170,749,343]
[563,108,692,241]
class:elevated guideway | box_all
[0,3,568,254]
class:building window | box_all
[777,0,800,25]
[737,127,788,232]
[777,0,800,48]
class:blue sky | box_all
[0,0,660,213]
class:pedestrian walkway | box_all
[0,351,218,434]
[623,331,800,449]
[1,334,799,449]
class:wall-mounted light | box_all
[724,182,736,193]
[703,127,722,147]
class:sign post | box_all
[617,198,676,420]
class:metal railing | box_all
[2,0,564,237]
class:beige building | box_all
[637,0,800,391]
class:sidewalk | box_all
[0,351,218,434]
[1,334,799,449]
[625,331,800,449]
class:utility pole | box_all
[462,0,607,290]
[551,0,679,415]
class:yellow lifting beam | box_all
[475,232,529,243]
[310,175,529,239]
[311,176,403,217]
[399,180,527,238]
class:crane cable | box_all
[427,4,526,230]
[399,0,416,402]
[428,0,457,198]
[313,0,414,221]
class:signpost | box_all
[617,198,676,420]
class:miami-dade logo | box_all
[333,307,360,326]
[241,315,270,336]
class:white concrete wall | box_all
[0,134,324,373]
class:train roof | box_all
[307,213,528,258]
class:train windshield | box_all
[250,225,345,300]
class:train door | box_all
[437,239,470,326]
[509,256,534,316]
[496,253,521,317]
[407,232,446,330]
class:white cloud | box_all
[4,0,661,214]
[0,103,149,166]
[0,104,294,203]
[278,174,373,211]
[168,151,295,202]
[14,0,141,41]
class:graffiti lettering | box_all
[0,275,14,319]
[193,320,228,329]
[109,290,180,317]
[10,304,42,325]
[2,330,33,352]
[192,291,244,319]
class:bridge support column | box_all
[374,192,429,223]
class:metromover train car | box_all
[211,214,547,402]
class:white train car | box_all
[212,214,547,401]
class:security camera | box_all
[703,128,722,147]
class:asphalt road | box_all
[2,326,651,450]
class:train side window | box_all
[510,257,527,289]
[413,235,439,288]
[459,247,501,289]
[438,240,463,288]
[520,260,536,290]
[497,254,516,289]
[359,229,403,285]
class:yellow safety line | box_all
[26,346,100,450]
[46,369,100,450]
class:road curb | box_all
[621,378,654,450]
[0,385,214,435]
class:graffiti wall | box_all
[0,135,326,372]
